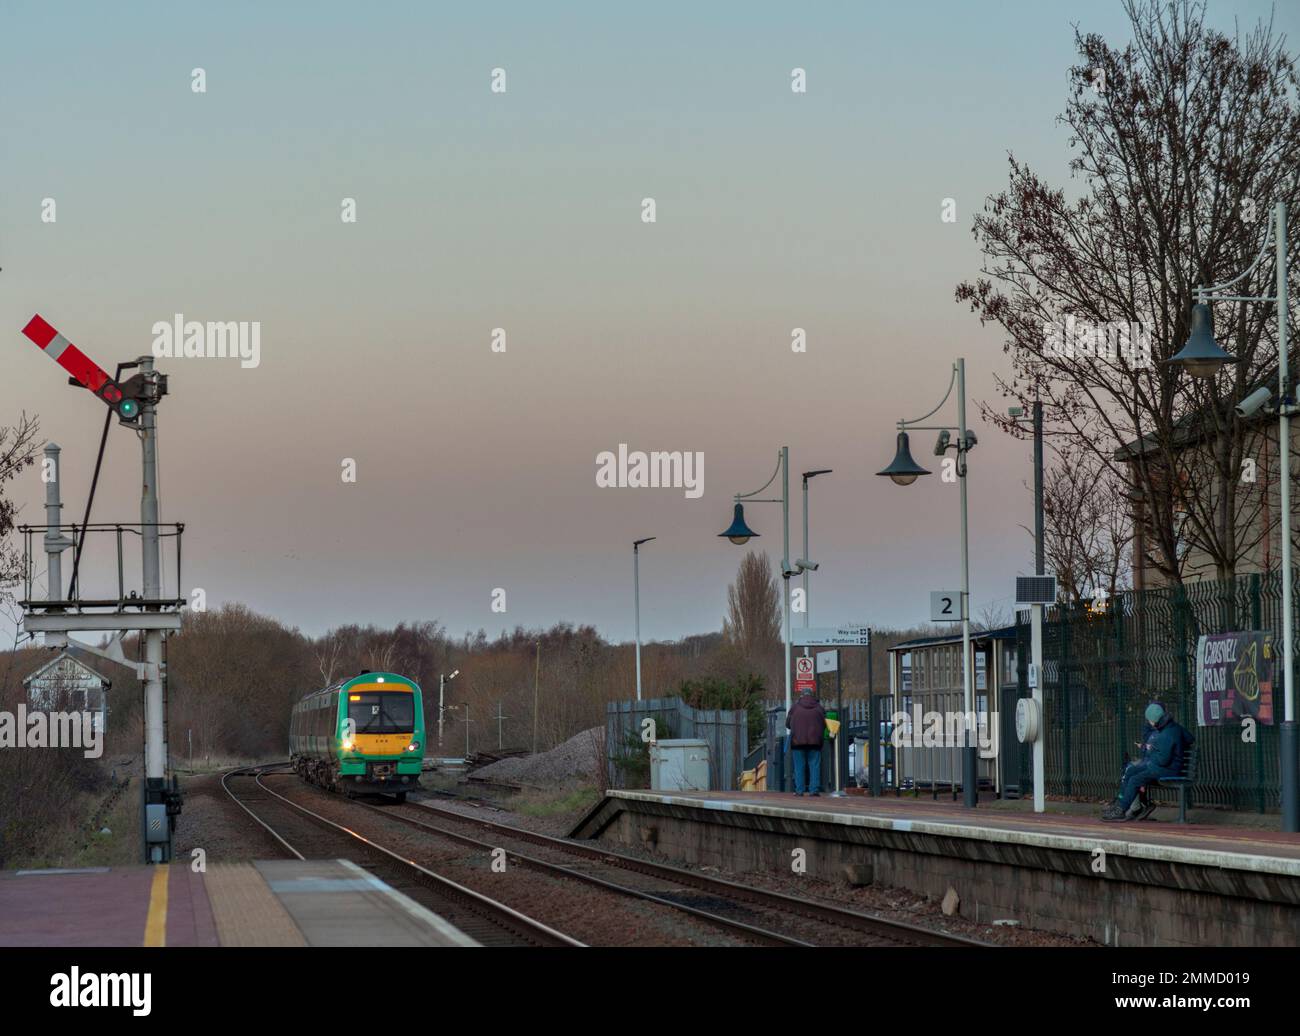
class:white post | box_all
[1278,201,1293,731]
[43,443,70,605]
[139,357,168,860]
[802,476,810,642]
[781,447,792,711]
[1031,603,1045,813]
[634,543,643,701]
[957,359,977,807]
[1277,202,1299,832]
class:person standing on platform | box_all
[786,686,827,796]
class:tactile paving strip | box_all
[204,863,307,946]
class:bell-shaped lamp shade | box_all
[1167,303,1238,378]
[877,430,931,486]
[719,503,760,545]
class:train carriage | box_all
[289,671,425,801]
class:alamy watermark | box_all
[596,444,703,499]
[151,313,260,368]
[891,706,995,752]
[0,706,103,758]
[50,967,150,1015]
[1043,315,1152,367]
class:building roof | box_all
[22,650,112,689]
[1114,367,1277,462]
[888,625,1018,654]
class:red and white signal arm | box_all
[21,314,139,419]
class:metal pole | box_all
[532,640,540,754]
[802,475,810,639]
[1032,400,1046,813]
[497,701,504,749]
[868,628,880,796]
[832,657,844,795]
[957,358,977,808]
[781,446,791,711]
[438,674,445,750]
[634,543,642,701]
[465,704,471,758]
[1277,201,1298,833]
[42,444,71,606]
[139,356,169,860]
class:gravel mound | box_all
[471,727,602,786]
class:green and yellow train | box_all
[289,671,425,801]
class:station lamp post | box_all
[438,668,459,750]
[1167,200,1298,832]
[633,536,656,701]
[878,358,980,808]
[719,447,795,710]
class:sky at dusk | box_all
[4,1,1297,644]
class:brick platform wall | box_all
[601,809,1300,946]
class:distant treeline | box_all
[0,596,957,866]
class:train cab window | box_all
[347,692,414,734]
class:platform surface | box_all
[0,859,477,947]
[593,789,1300,875]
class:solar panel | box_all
[1016,575,1057,605]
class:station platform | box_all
[572,789,1300,946]
[0,858,478,947]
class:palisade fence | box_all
[1023,572,1285,812]
[605,697,748,791]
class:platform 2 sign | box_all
[1195,630,1274,726]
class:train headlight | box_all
[406,740,421,752]
[342,738,354,751]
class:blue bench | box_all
[1147,744,1198,824]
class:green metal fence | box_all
[1027,573,1282,812]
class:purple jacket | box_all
[786,695,826,747]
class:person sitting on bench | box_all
[1102,703,1192,822]
[1120,700,1165,821]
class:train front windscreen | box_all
[347,692,415,734]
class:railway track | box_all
[220,766,584,947]
[265,774,988,947]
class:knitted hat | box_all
[1145,702,1165,725]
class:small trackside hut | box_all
[290,671,426,801]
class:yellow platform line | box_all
[144,866,169,947]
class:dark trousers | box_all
[1118,762,1168,811]
[792,745,821,794]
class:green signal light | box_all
[117,399,140,420]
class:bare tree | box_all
[0,414,40,598]
[974,602,1013,633]
[956,1,1300,584]
[1040,450,1134,602]
[315,633,342,686]
[723,550,781,687]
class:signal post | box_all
[17,317,184,864]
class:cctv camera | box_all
[795,558,819,572]
[934,429,951,456]
[965,431,978,449]
[1235,386,1272,419]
